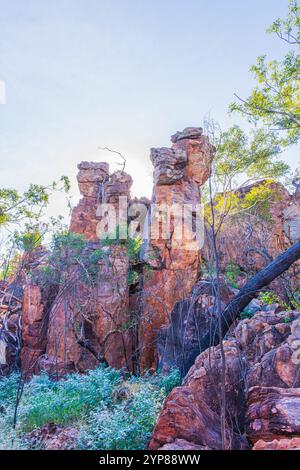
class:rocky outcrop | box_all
[21,284,49,376]
[69,162,109,240]
[139,128,214,371]
[149,338,248,450]
[70,162,132,241]
[157,280,235,375]
[216,181,300,275]
[0,247,51,376]
[246,386,300,443]
[37,245,131,377]
[149,310,300,450]
[19,164,134,377]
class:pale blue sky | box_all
[0,0,298,218]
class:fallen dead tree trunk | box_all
[197,240,300,359]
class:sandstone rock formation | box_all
[70,162,132,241]
[19,164,134,377]
[69,162,109,240]
[246,386,300,443]
[36,244,131,377]
[216,181,300,274]
[149,309,300,450]
[253,437,300,450]
[139,128,215,370]
[21,284,49,376]
[157,279,235,375]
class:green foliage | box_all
[210,180,282,230]
[127,270,139,285]
[18,366,121,432]
[240,309,254,320]
[36,231,86,287]
[78,383,164,450]
[214,126,288,183]
[0,373,25,450]
[230,0,300,146]
[0,372,20,409]
[0,252,22,281]
[239,180,282,221]
[283,288,300,310]
[0,415,25,450]
[14,230,42,253]
[0,176,70,229]
[259,290,280,305]
[0,367,180,450]
[102,224,142,261]
[225,262,242,288]
[149,368,181,395]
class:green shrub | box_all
[0,373,25,450]
[78,383,164,450]
[148,368,181,395]
[18,366,121,432]
[240,308,254,320]
[0,415,25,450]
[0,372,20,409]
[259,290,279,305]
[225,262,242,288]
[0,366,180,450]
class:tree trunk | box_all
[197,239,300,358]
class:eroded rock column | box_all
[139,127,214,370]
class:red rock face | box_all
[69,162,109,241]
[157,279,236,375]
[139,128,215,371]
[21,284,47,376]
[70,162,132,241]
[18,248,55,378]
[216,182,300,273]
[38,246,131,377]
[149,310,300,450]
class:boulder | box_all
[246,386,300,443]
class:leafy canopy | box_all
[230,0,300,146]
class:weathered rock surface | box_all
[77,161,109,198]
[0,247,51,376]
[246,386,300,443]
[253,437,300,450]
[158,280,235,375]
[149,310,300,450]
[139,128,215,371]
[70,162,132,241]
[215,181,300,295]
[38,245,131,377]
[159,439,210,450]
[21,284,49,376]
